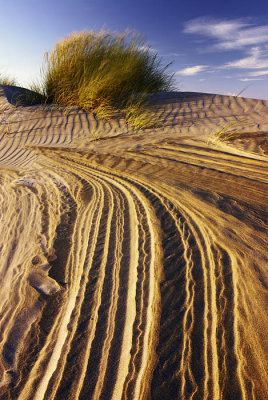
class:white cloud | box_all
[169,52,182,57]
[239,78,264,81]
[175,65,208,76]
[249,70,268,76]
[183,17,268,51]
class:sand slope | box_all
[0,86,267,400]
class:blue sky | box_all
[1,0,268,99]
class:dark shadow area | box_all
[1,84,45,106]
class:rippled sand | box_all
[0,85,267,400]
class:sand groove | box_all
[0,88,267,399]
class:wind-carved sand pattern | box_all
[0,86,267,399]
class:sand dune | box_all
[0,86,267,399]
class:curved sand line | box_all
[0,86,267,399]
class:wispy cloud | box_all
[179,16,268,86]
[249,70,268,76]
[239,78,264,81]
[167,52,182,57]
[184,17,268,50]
[161,52,183,58]
[224,47,268,69]
[175,65,208,76]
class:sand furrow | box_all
[63,161,158,400]
[17,184,101,399]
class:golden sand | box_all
[0,86,267,399]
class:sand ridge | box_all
[0,86,267,399]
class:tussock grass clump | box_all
[40,30,173,128]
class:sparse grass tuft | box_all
[38,30,174,129]
[0,73,17,86]
[208,117,255,144]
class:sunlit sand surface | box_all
[0,85,267,399]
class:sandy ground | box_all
[0,85,267,400]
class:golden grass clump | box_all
[39,30,174,128]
